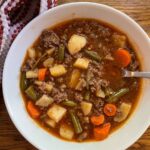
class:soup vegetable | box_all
[20,19,141,142]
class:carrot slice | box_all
[93,123,111,140]
[104,104,117,117]
[114,48,131,67]
[38,68,47,81]
[27,101,40,118]
[91,115,105,126]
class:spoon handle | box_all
[124,71,150,78]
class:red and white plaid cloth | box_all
[0,0,57,82]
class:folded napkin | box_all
[0,0,57,83]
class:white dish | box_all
[2,2,150,150]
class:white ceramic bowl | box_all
[3,2,150,150]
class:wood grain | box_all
[0,0,150,149]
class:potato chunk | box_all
[68,69,81,88]
[36,95,53,107]
[60,124,74,140]
[47,104,67,123]
[26,70,38,78]
[28,48,36,58]
[74,58,90,69]
[50,65,67,77]
[45,83,53,92]
[96,88,105,98]
[43,58,54,67]
[112,34,127,48]
[75,79,86,91]
[81,101,92,116]
[114,102,131,122]
[45,118,56,128]
[68,34,87,55]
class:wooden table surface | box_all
[0,0,150,149]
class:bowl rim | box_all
[2,2,150,150]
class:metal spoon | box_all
[123,70,150,78]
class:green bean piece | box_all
[62,100,77,107]
[25,86,38,101]
[69,110,83,134]
[84,91,90,101]
[20,72,28,91]
[58,44,65,61]
[107,88,129,103]
[85,50,102,62]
